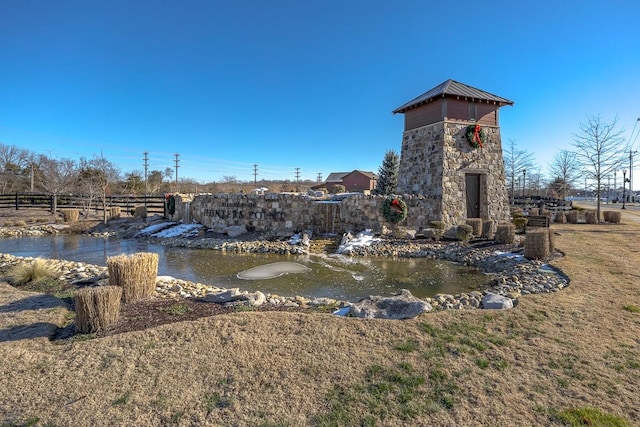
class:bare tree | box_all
[0,143,34,193]
[222,175,238,184]
[572,115,628,221]
[87,154,120,224]
[123,171,144,194]
[36,155,77,213]
[503,139,535,204]
[527,168,545,198]
[548,150,582,200]
[77,157,102,216]
[147,170,164,193]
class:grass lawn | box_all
[1,214,639,426]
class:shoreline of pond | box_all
[0,220,570,311]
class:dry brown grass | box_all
[1,214,640,426]
[524,228,550,259]
[133,205,147,219]
[107,252,158,303]
[465,218,483,237]
[109,206,121,219]
[565,210,578,223]
[6,258,58,286]
[495,223,515,244]
[74,286,123,334]
[604,211,622,224]
[60,208,80,223]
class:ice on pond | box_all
[237,262,312,280]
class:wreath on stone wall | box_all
[466,123,486,149]
[382,197,408,223]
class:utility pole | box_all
[253,164,258,186]
[294,168,301,191]
[143,152,149,205]
[30,164,34,192]
[317,172,322,183]
[174,153,180,193]
[622,170,628,209]
[630,149,637,202]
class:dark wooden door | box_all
[466,174,481,218]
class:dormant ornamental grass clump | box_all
[107,252,159,302]
[565,210,579,223]
[495,223,515,244]
[604,211,621,224]
[482,219,495,239]
[7,258,58,286]
[74,286,123,333]
[133,205,147,219]
[465,218,483,237]
[585,210,598,224]
[109,206,121,219]
[60,208,79,223]
[524,228,550,259]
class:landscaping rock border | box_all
[0,225,570,316]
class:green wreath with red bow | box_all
[466,123,487,149]
[382,197,408,223]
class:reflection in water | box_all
[0,235,490,301]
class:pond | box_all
[0,235,490,301]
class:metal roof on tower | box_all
[392,79,514,114]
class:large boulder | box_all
[349,289,432,320]
[481,293,514,309]
[225,225,247,237]
[202,288,248,304]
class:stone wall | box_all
[397,120,510,229]
[172,193,461,237]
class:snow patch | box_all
[336,230,380,254]
[152,223,203,238]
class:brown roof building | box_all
[313,170,378,194]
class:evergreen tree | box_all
[375,149,400,195]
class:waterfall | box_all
[315,200,341,235]
[183,201,191,223]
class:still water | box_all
[0,235,490,301]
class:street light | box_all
[522,169,526,201]
[628,118,640,202]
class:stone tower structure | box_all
[393,79,513,230]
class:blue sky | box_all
[1,0,639,188]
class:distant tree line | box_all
[0,142,320,214]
